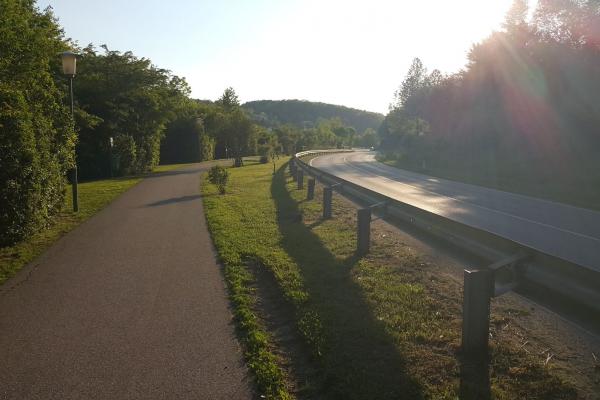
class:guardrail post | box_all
[307,178,315,200]
[297,170,304,189]
[357,208,371,256]
[323,186,333,219]
[462,269,493,358]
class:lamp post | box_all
[60,51,81,212]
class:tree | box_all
[378,0,600,206]
[255,126,279,163]
[0,0,75,245]
[210,88,258,166]
[274,124,301,155]
[160,100,218,164]
[504,0,529,31]
[218,87,240,111]
[391,58,428,110]
[74,45,190,178]
[357,128,379,148]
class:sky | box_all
[38,0,516,114]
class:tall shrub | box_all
[0,1,75,245]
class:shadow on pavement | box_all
[145,194,202,207]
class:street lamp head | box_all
[60,51,80,77]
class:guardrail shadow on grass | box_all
[270,164,425,399]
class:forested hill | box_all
[243,100,384,132]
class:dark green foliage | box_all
[218,87,240,111]
[73,46,190,179]
[380,0,600,208]
[161,88,278,165]
[0,0,75,245]
[244,99,384,132]
[256,126,278,163]
[356,128,379,148]
[160,114,201,164]
[160,88,366,165]
[271,118,370,155]
[208,165,229,194]
[246,99,380,154]
[160,100,216,164]
[112,135,137,175]
[211,90,258,166]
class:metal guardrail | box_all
[291,149,600,354]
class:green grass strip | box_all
[202,158,299,399]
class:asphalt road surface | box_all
[311,151,600,272]
[0,163,253,400]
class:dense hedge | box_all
[0,1,75,246]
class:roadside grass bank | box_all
[202,159,577,399]
[379,157,600,212]
[0,163,190,285]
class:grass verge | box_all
[202,159,578,399]
[0,163,189,285]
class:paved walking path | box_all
[0,163,253,399]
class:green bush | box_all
[113,135,137,175]
[208,165,229,194]
[0,1,75,246]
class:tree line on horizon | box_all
[243,99,384,132]
[378,0,600,206]
[161,91,380,167]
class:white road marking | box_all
[334,154,600,243]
